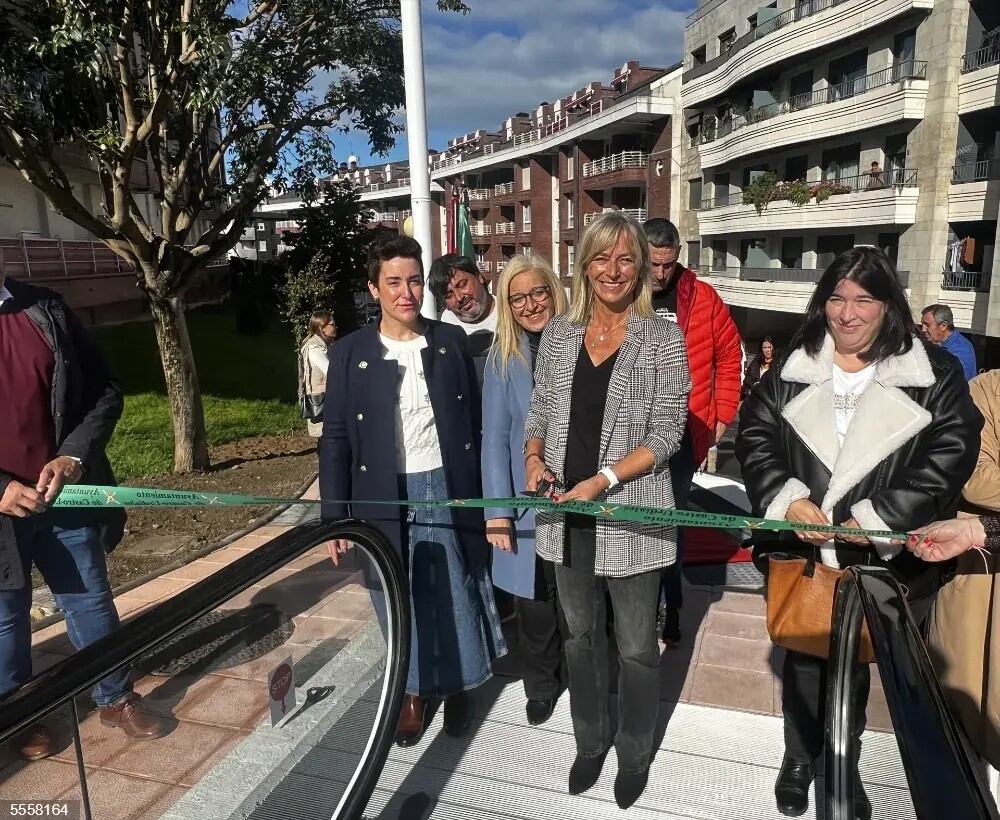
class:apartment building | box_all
[264,61,685,286]
[679,0,1000,358]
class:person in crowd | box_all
[482,254,569,728]
[642,217,742,645]
[524,212,691,808]
[915,367,1000,779]
[298,311,337,437]
[0,274,168,760]
[742,336,779,400]
[921,303,977,380]
[865,160,884,189]
[736,246,982,819]
[428,253,497,383]
[320,235,506,749]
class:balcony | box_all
[369,210,410,223]
[699,63,928,168]
[682,0,932,108]
[581,151,648,188]
[477,261,492,274]
[962,43,1000,74]
[952,159,1000,184]
[467,188,491,208]
[494,222,516,236]
[470,224,491,237]
[941,269,988,292]
[496,260,507,273]
[583,207,648,226]
[949,160,1000,222]
[959,44,1000,114]
[699,170,919,234]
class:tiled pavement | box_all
[0,481,895,818]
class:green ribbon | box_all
[53,485,910,541]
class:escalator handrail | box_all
[0,518,410,820]
[825,565,999,820]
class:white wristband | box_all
[599,467,620,489]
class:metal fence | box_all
[700,169,918,211]
[942,270,989,292]
[701,265,910,286]
[952,159,1000,184]
[961,43,1000,73]
[581,151,648,178]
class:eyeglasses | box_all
[508,285,552,310]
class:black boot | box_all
[614,767,650,809]
[774,754,814,817]
[525,697,557,726]
[443,692,470,737]
[568,749,609,795]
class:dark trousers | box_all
[554,515,661,772]
[517,557,565,700]
[661,429,695,610]
[781,591,935,761]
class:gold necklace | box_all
[588,311,629,348]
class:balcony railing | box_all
[496,260,507,273]
[583,207,649,226]
[942,269,989,292]
[366,179,409,193]
[477,261,491,273]
[581,150,648,178]
[494,222,516,235]
[430,155,461,172]
[470,224,491,237]
[541,117,569,138]
[701,169,919,210]
[467,188,491,200]
[513,131,539,148]
[701,62,928,145]
[494,181,515,195]
[952,159,1000,183]
[961,43,1000,73]
[684,0,850,81]
[701,265,910,287]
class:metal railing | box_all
[477,261,491,273]
[470,224,491,237]
[962,42,1000,73]
[952,159,1000,184]
[699,265,911,286]
[541,116,569,138]
[686,0,731,26]
[494,222,516,235]
[467,188,491,200]
[494,181,515,196]
[701,61,928,145]
[581,150,648,178]
[513,131,539,148]
[496,260,507,273]
[826,567,999,820]
[583,207,648,226]
[701,170,919,210]
[366,179,409,193]
[685,0,850,80]
[942,269,989,292]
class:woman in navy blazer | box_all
[482,254,568,727]
[320,235,506,749]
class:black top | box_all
[526,330,543,371]
[651,274,679,322]
[564,344,619,486]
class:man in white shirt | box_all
[428,255,497,386]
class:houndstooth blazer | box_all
[524,311,691,577]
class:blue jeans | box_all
[661,429,696,609]
[0,517,130,706]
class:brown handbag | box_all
[766,553,875,664]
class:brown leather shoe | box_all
[98,694,168,740]
[394,694,428,747]
[17,726,54,761]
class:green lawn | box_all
[95,306,304,479]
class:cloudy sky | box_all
[343,0,695,167]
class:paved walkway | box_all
[0,481,900,819]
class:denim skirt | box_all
[399,467,507,697]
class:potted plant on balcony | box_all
[742,171,780,214]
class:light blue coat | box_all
[481,335,539,598]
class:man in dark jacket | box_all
[0,275,166,760]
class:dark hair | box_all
[757,335,777,358]
[427,254,481,302]
[792,246,914,363]
[366,234,423,285]
[307,311,333,338]
[642,217,680,248]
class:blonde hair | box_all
[567,211,653,325]
[490,254,567,376]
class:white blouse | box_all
[832,363,876,447]
[379,333,443,474]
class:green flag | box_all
[457,189,475,262]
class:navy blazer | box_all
[319,321,484,555]
[481,335,538,598]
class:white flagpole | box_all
[400,0,437,319]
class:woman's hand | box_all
[908,517,987,562]
[486,518,515,552]
[786,498,833,545]
[525,453,555,496]
[327,539,353,566]
[837,517,870,546]
[556,474,609,504]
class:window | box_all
[828,49,869,100]
[686,241,701,269]
[521,244,532,255]
[789,70,814,109]
[567,243,575,272]
[566,197,574,228]
[817,234,854,268]
[521,164,531,190]
[878,232,899,266]
[780,237,804,268]
[258,240,267,252]
[740,237,769,267]
[893,29,917,74]
[691,45,707,67]
[784,155,809,182]
[687,123,700,148]
[719,28,737,54]
[566,155,575,181]
[688,177,703,211]
[711,240,728,271]
[713,171,731,207]
[822,144,861,183]
[522,202,532,230]
[748,13,758,31]
[257,223,266,232]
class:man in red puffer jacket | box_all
[643,219,743,645]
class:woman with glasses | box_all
[299,311,337,437]
[524,212,690,808]
[482,254,569,728]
